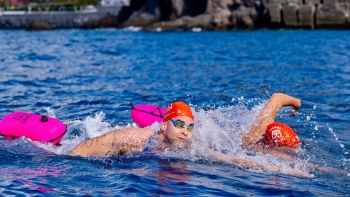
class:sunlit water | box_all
[0,29,349,196]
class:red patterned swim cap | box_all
[263,122,301,148]
[163,101,194,122]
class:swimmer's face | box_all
[161,116,194,147]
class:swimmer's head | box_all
[160,101,194,147]
[263,122,301,148]
[163,101,194,122]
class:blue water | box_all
[0,29,349,196]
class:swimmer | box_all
[241,93,302,159]
[70,93,308,176]
[70,101,196,157]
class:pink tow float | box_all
[131,104,166,128]
[0,112,67,145]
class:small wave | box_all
[192,27,202,32]
[123,26,142,32]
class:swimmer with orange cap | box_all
[242,93,302,149]
[70,101,196,157]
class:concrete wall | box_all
[299,4,315,29]
[265,0,350,29]
[0,6,121,29]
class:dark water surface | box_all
[0,29,349,196]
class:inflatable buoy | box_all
[0,112,67,145]
[263,122,300,148]
[131,104,166,128]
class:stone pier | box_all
[265,3,283,28]
[283,4,299,28]
[265,0,350,29]
[299,4,316,29]
[316,2,350,29]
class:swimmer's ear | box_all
[161,121,167,131]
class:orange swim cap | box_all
[163,101,194,122]
[263,122,300,148]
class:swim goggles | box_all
[170,119,194,132]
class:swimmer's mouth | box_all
[178,137,187,142]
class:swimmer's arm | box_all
[243,93,301,143]
[69,128,154,157]
[207,148,311,177]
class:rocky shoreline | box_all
[0,0,349,31]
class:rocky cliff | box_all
[112,0,350,30]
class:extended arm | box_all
[69,127,154,157]
[243,93,301,144]
[207,148,311,177]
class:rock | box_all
[241,0,256,7]
[304,0,321,5]
[265,0,282,3]
[284,0,302,5]
[185,14,214,29]
[146,14,214,30]
[233,7,256,29]
[299,4,316,29]
[144,0,158,15]
[283,4,298,27]
[27,20,53,31]
[172,0,184,17]
[82,20,100,29]
[206,0,234,14]
[117,6,134,24]
[212,8,232,29]
[130,0,148,10]
[146,16,186,30]
[323,0,339,5]
[158,0,173,21]
[182,0,208,16]
[99,13,119,28]
[121,11,159,27]
[316,2,350,29]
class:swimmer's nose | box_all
[181,129,189,136]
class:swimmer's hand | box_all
[284,166,313,178]
[289,99,301,117]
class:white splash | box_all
[44,107,56,118]
[123,26,142,32]
[158,101,311,176]
[192,27,202,32]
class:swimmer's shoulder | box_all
[117,127,155,138]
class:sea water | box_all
[0,29,349,196]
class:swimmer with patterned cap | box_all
[263,122,301,148]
